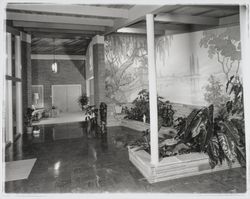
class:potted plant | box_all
[25,108,34,134]
[51,105,56,117]
[78,93,89,111]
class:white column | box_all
[15,35,23,134]
[240,5,250,179]
[146,14,159,165]
[6,33,13,143]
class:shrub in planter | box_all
[124,89,175,126]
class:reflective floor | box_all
[5,122,246,193]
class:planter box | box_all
[128,147,241,183]
[111,119,242,183]
[121,119,177,136]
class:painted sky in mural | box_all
[156,25,241,106]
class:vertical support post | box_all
[6,33,13,143]
[240,5,250,185]
[146,14,159,165]
[92,35,105,110]
[15,35,23,134]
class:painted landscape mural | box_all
[156,25,241,106]
[104,25,241,106]
[104,34,148,103]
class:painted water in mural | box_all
[104,25,241,106]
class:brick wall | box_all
[21,41,31,114]
[31,59,86,108]
[93,44,105,108]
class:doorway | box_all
[52,84,81,113]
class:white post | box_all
[240,5,250,188]
[146,14,159,165]
[15,35,23,134]
[6,33,13,143]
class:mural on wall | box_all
[200,27,241,80]
[104,34,148,103]
[104,26,241,106]
[155,25,241,106]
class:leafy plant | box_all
[124,89,175,126]
[159,101,175,127]
[78,93,88,111]
[129,76,245,168]
[204,75,229,109]
[25,108,34,127]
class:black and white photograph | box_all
[0,0,249,197]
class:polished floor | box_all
[32,111,85,126]
[5,122,246,193]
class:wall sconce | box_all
[51,38,58,73]
[51,62,58,73]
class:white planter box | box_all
[128,146,241,183]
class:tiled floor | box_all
[5,122,246,193]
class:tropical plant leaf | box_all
[217,132,237,164]
[199,105,214,151]
[206,136,221,169]
[220,121,246,166]
[226,75,234,92]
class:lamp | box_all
[33,93,39,105]
[51,38,58,73]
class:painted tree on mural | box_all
[155,35,173,76]
[105,34,147,101]
[204,75,230,108]
[200,27,241,80]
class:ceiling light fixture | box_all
[51,38,58,73]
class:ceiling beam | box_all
[7,11,114,27]
[7,4,129,19]
[13,21,106,32]
[24,28,96,35]
[6,25,20,35]
[31,54,86,61]
[24,28,95,39]
[130,22,191,31]
[30,32,93,40]
[219,14,239,25]
[192,5,239,12]
[155,13,219,25]
[104,5,180,35]
[117,27,164,35]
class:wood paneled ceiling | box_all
[6,4,240,55]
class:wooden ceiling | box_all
[6,4,240,55]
